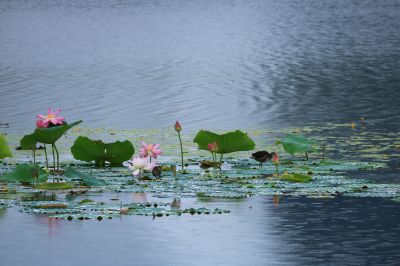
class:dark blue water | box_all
[0,0,399,131]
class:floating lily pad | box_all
[71,136,134,166]
[193,130,255,154]
[0,164,48,184]
[36,182,75,190]
[0,135,12,159]
[280,173,312,183]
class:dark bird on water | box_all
[152,166,162,178]
[251,151,276,168]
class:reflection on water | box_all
[0,0,399,131]
[0,195,399,265]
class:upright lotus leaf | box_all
[0,135,12,159]
[65,167,107,187]
[0,164,48,184]
[71,136,134,166]
[20,133,37,150]
[33,120,82,144]
[276,134,317,155]
[193,130,255,154]
[105,140,135,165]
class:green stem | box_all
[44,144,49,168]
[53,144,60,170]
[51,144,56,171]
[33,149,36,164]
[305,152,309,161]
[177,132,184,171]
[219,154,223,169]
[275,164,279,176]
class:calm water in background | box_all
[1,0,400,131]
[1,0,400,265]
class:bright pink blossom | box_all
[36,108,65,128]
[139,142,163,159]
[36,120,46,128]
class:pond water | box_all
[0,0,400,131]
[1,0,400,265]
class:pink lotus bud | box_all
[272,153,279,165]
[174,121,182,132]
[207,142,219,152]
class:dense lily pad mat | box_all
[1,123,399,221]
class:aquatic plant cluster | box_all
[0,109,399,220]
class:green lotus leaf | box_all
[0,134,12,159]
[0,164,48,184]
[276,134,317,155]
[20,133,37,150]
[32,120,82,144]
[65,167,107,187]
[280,173,312,183]
[193,130,255,154]
[71,136,135,167]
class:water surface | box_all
[1,0,399,131]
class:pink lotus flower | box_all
[36,108,65,128]
[124,156,156,176]
[207,142,219,152]
[36,120,46,128]
[174,121,182,132]
[139,142,163,159]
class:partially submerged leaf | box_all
[193,130,255,154]
[0,135,12,159]
[65,167,107,187]
[71,136,134,166]
[276,134,317,155]
[0,164,48,184]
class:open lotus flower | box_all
[36,108,65,128]
[139,142,163,159]
[124,156,156,176]
[207,142,219,152]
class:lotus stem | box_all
[44,144,49,168]
[33,149,36,164]
[51,144,56,171]
[177,131,184,171]
[305,151,309,161]
[53,144,60,170]
[219,154,223,169]
[275,164,279,177]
